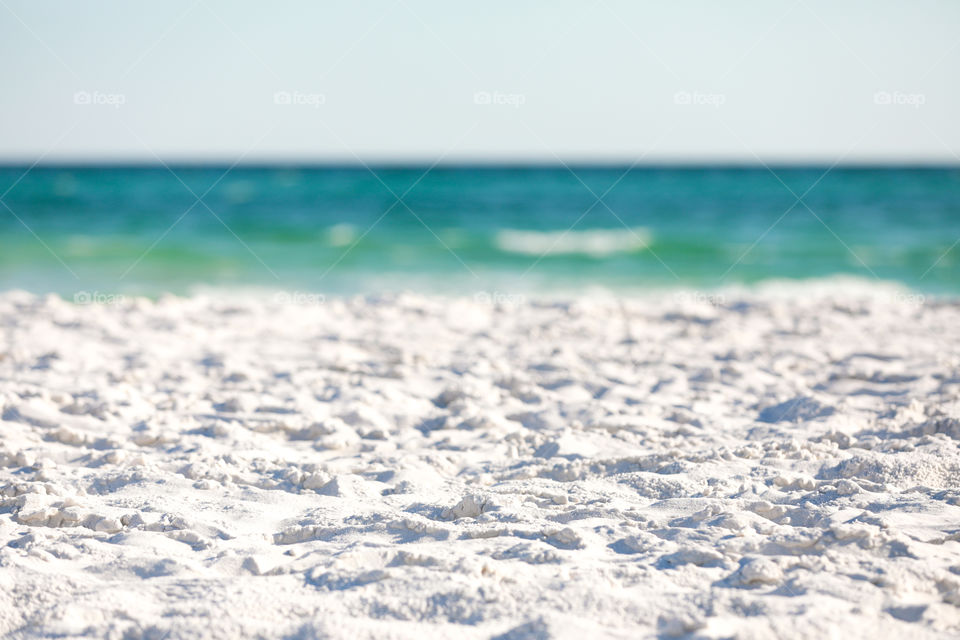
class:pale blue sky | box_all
[1,0,958,163]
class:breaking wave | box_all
[495,228,651,257]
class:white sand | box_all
[1,285,960,639]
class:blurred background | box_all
[1,1,958,296]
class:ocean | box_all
[1,166,957,296]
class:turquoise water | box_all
[1,166,958,295]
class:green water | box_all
[1,166,957,295]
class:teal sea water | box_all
[1,166,957,296]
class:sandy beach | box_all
[3,0,957,636]
[1,283,959,638]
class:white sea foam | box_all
[325,223,357,247]
[495,227,651,257]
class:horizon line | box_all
[1,157,959,170]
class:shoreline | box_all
[4,274,954,305]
